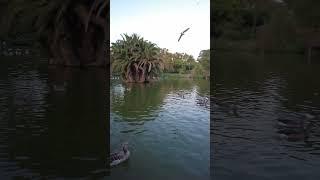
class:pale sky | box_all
[110,0,210,59]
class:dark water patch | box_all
[212,52,320,179]
[0,57,109,179]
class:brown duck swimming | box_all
[110,142,130,167]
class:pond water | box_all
[0,57,109,179]
[109,78,210,180]
[0,56,210,179]
[212,52,320,180]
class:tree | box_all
[212,0,276,40]
[160,48,175,73]
[194,49,210,79]
[158,48,196,74]
[111,33,164,83]
[284,0,320,30]
[198,50,210,69]
[1,0,109,67]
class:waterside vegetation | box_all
[213,0,320,55]
[111,34,210,83]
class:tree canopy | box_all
[213,0,320,52]
[1,0,109,67]
[111,33,163,83]
[284,0,320,29]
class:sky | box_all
[110,0,210,59]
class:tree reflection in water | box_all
[3,66,109,178]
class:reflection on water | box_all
[110,79,210,180]
[0,57,109,179]
[212,52,320,179]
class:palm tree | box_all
[111,34,164,83]
[1,0,109,67]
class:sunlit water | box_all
[109,79,210,180]
[212,52,320,180]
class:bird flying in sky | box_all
[178,27,190,42]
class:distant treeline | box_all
[110,34,209,81]
[111,46,210,79]
[159,48,209,79]
[213,0,320,52]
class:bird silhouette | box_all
[178,27,190,42]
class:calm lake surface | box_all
[109,78,210,180]
[212,52,320,180]
[0,56,109,179]
[0,56,210,179]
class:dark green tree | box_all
[284,0,320,30]
[1,0,109,67]
[111,33,164,83]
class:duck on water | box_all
[110,143,130,167]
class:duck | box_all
[110,142,130,167]
[177,91,185,98]
[197,98,209,106]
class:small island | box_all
[111,33,210,83]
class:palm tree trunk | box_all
[138,66,146,83]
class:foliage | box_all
[111,34,210,80]
[0,0,109,66]
[111,33,163,83]
[198,50,210,71]
[213,0,274,40]
[159,49,195,74]
[193,49,210,79]
[284,0,320,29]
[1,0,108,36]
[213,0,320,52]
